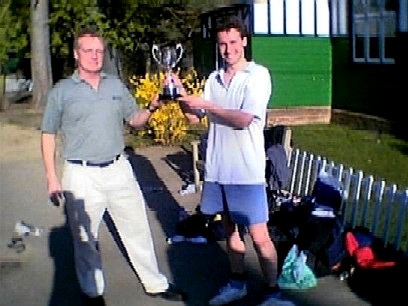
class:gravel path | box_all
[0,122,42,162]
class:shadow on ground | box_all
[163,146,195,186]
[48,206,82,306]
[123,146,237,306]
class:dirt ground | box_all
[0,103,44,162]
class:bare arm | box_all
[178,101,202,125]
[41,133,61,197]
[171,73,254,128]
[167,73,203,125]
[178,95,254,129]
[128,95,162,128]
[128,108,155,127]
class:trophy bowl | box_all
[152,43,184,101]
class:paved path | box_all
[0,144,372,306]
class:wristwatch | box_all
[147,104,158,113]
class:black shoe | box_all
[147,283,187,302]
[81,293,106,306]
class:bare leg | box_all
[248,223,278,287]
[224,218,246,275]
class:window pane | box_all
[354,37,365,59]
[352,0,396,64]
[368,37,380,59]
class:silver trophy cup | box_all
[152,43,184,100]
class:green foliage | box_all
[129,69,206,145]
[99,1,213,76]
[0,3,10,65]
[292,123,408,189]
[2,1,220,78]
[45,1,217,76]
[0,0,29,69]
[50,0,107,56]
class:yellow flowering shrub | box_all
[129,69,207,145]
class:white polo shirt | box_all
[203,61,272,184]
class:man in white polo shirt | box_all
[176,17,282,306]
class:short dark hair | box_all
[73,25,105,50]
[215,17,248,38]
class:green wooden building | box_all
[194,0,407,128]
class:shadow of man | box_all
[124,145,233,306]
[124,146,183,233]
[48,193,82,306]
[48,191,106,306]
[164,146,195,186]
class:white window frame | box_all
[351,0,397,64]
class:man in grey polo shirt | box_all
[41,26,185,305]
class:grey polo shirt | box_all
[41,70,139,162]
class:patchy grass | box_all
[292,123,408,189]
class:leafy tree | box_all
[47,0,217,80]
[49,0,107,79]
[2,0,223,110]
[0,2,11,69]
[0,0,31,73]
[97,0,216,79]
[0,0,30,110]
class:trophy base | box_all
[159,88,182,101]
[159,93,182,101]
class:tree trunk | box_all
[30,0,52,111]
[103,47,128,85]
[0,73,10,111]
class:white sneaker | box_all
[209,283,247,306]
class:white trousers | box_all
[62,156,168,297]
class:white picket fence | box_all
[288,148,408,255]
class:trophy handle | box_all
[152,44,161,65]
[174,43,184,66]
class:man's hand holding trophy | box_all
[152,43,184,101]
